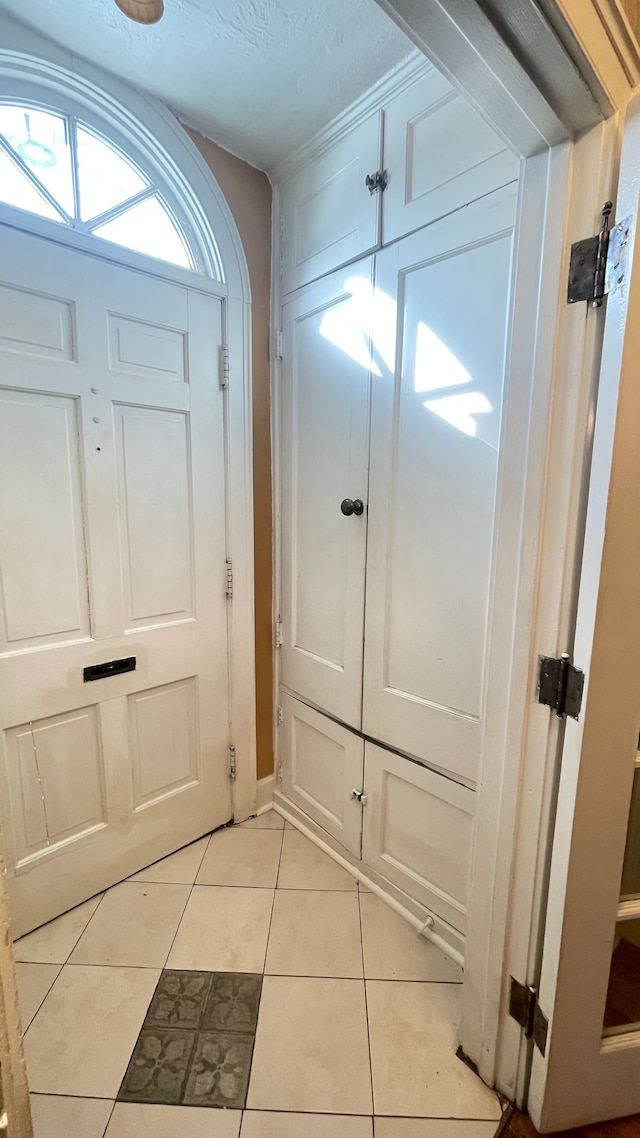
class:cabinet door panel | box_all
[362,741,475,933]
[281,113,382,294]
[281,265,372,728]
[382,68,519,246]
[281,694,364,856]
[364,185,517,784]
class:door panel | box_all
[281,694,364,856]
[281,265,372,729]
[363,185,517,783]
[0,226,232,936]
[382,69,519,246]
[362,741,475,932]
[281,113,382,295]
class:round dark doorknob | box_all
[341,498,364,517]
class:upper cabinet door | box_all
[280,263,373,729]
[281,112,382,295]
[363,184,517,786]
[382,69,520,246]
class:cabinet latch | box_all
[365,169,388,195]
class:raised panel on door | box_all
[382,68,519,246]
[363,184,517,784]
[281,112,382,295]
[281,693,364,857]
[0,226,232,936]
[362,741,475,933]
[281,264,373,729]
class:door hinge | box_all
[537,652,584,720]
[365,169,388,195]
[277,705,283,726]
[509,977,548,1056]
[275,328,283,360]
[225,559,233,599]
[275,616,283,648]
[568,201,631,307]
[228,744,237,781]
[220,344,230,388]
[277,760,283,782]
[351,787,368,806]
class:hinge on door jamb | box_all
[225,559,233,599]
[509,977,548,1056]
[537,653,584,720]
[228,744,237,781]
[277,705,283,726]
[220,344,230,388]
[275,616,283,648]
[277,760,283,782]
[567,201,631,307]
[275,329,283,360]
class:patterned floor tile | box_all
[144,970,212,1030]
[183,1031,254,1108]
[118,1028,195,1105]
[202,973,262,1034]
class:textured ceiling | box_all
[0,0,413,170]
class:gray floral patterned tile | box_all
[144,970,212,1030]
[202,972,262,1034]
[182,1031,254,1108]
[118,1029,195,1105]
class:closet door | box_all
[382,68,519,246]
[281,112,382,295]
[280,263,373,728]
[281,693,364,856]
[363,184,517,785]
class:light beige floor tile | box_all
[277,831,357,891]
[374,1122,499,1138]
[367,981,502,1119]
[247,975,372,1114]
[284,820,296,829]
[16,963,61,1030]
[167,886,274,972]
[266,889,363,977]
[129,837,209,884]
[70,882,190,968]
[359,880,372,892]
[30,1094,113,1138]
[197,827,282,888]
[105,1102,241,1136]
[360,894,462,982]
[25,964,160,1097]
[238,810,284,830]
[14,895,103,964]
[242,1113,373,1137]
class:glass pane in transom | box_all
[77,125,148,221]
[0,105,74,217]
[91,194,193,268]
[0,145,64,222]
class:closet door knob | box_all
[341,498,364,517]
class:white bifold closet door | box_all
[363,184,517,786]
[280,263,373,729]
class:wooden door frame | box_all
[0,12,258,827]
[271,0,640,1105]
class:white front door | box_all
[363,183,517,785]
[280,263,373,729]
[0,226,232,937]
[525,92,640,1132]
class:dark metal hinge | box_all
[509,977,548,1056]
[568,201,631,307]
[365,169,388,195]
[537,652,584,720]
[228,744,237,781]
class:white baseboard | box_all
[256,772,277,813]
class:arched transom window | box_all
[0,102,195,270]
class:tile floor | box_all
[15,810,503,1137]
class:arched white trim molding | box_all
[0,11,258,821]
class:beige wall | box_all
[621,0,640,37]
[183,127,274,782]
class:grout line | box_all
[358,886,376,1117]
[100,1099,116,1137]
[263,827,285,975]
[159,834,213,971]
